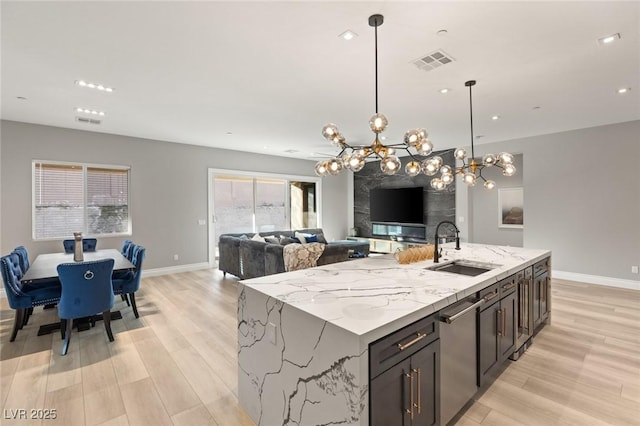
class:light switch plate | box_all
[632,265,639,274]
[198,219,206,225]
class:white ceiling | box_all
[2,1,639,161]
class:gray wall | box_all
[468,154,524,247]
[0,120,349,270]
[462,120,640,282]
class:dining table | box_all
[21,249,136,335]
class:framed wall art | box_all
[498,187,523,228]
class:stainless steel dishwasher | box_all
[439,295,485,425]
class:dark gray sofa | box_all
[218,228,369,279]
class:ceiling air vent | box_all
[412,49,455,72]
[75,116,101,125]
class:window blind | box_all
[33,162,130,239]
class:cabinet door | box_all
[499,291,517,362]
[532,274,542,327]
[540,273,549,321]
[477,302,500,387]
[533,273,550,328]
[411,340,439,426]
[370,358,412,426]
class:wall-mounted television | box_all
[369,186,424,224]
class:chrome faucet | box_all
[433,220,461,263]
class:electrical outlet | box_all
[632,266,639,274]
[198,219,206,225]
[173,254,179,261]
[267,322,277,345]
[458,216,465,223]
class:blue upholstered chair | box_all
[13,246,29,273]
[57,258,115,355]
[63,238,98,254]
[1,253,61,342]
[112,245,145,318]
[121,239,134,259]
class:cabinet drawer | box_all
[534,257,550,277]
[499,275,517,298]
[369,313,439,379]
[478,283,499,311]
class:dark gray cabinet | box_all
[477,275,518,387]
[533,257,551,329]
[370,314,440,426]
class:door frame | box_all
[207,168,322,268]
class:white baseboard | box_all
[142,262,211,278]
[553,270,640,291]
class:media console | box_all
[346,236,429,254]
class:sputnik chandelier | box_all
[315,14,444,178]
[448,80,516,191]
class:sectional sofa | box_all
[218,228,369,279]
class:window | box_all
[212,174,318,237]
[33,161,130,240]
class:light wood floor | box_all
[1,271,638,425]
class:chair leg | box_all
[121,293,130,306]
[223,271,226,278]
[130,293,139,318]
[102,311,114,342]
[9,308,25,342]
[60,319,67,340]
[61,319,73,355]
[23,307,33,326]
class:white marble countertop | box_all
[240,243,550,338]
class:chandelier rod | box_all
[370,14,383,114]
[467,80,476,159]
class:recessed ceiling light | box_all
[475,135,484,139]
[436,29,448,36]
[75,107,105,116]
[617,87,631,94]
[339,30,358,41]
[597,33,621,46]
[439,88,450,94]
[532,106,541,110]
[226,131,233,135]
[491,115,500,120]
[75,80,114,92]
[16,96,27,100]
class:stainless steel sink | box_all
[426,260,499,276]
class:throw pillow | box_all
[280,237,297,245]
[294,232,307,244]
[238,234,249,240]
[265,236,280,245]
[252,233,266,243]
[305,234,319,243]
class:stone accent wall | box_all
[353,149,455,242]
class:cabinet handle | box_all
[405,372,414,420]
[502,308,507,337]
[542,278,548,303]
[484,291,499,302]
[398,332,426,351]
[502,281,516,291]
[497,309,503,336]
[414,368,421,414]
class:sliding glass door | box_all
[209,171,321,265]
[255,178,287,232]
[290,181,317,229]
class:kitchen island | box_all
[238,243,551,425]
